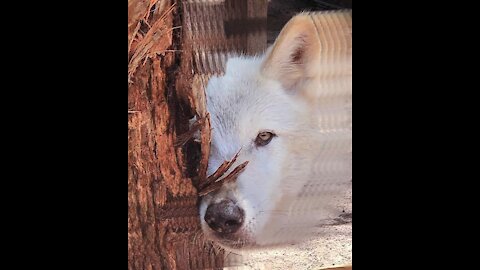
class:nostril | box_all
[225,219,241,227]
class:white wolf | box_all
[199,11,352,251]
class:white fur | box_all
[199,11,352,251]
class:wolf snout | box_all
[204,199,244,234]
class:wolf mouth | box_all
[205,228,256,250]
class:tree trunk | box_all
[128,1,267,269]
[128,1,223,269]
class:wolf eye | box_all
[255,131,275,147]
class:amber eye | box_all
[255,131,275,147]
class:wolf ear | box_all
[261,11,352,92]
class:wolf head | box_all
[200,12,352,251]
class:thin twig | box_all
[174,117,205,147]
[199,149,241,190]
[198,161,248,196]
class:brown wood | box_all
[128,0,268,269]
[128,1,223,269]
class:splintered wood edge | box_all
[197,113,210,181]
[174,117,205,147]
[192,74,211,187]
[200,149,241,190]
[217,161,248,184]
[198,161,248,196]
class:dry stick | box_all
[176,119,248,196]
[174,117,204,147]
[199,149,241,190]
[198,161,248,197]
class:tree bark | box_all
[128,1,222,269]
[128,1,268,269]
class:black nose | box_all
[204,199,244,234]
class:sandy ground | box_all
[224,192,352,270]
[235,224,352,270]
